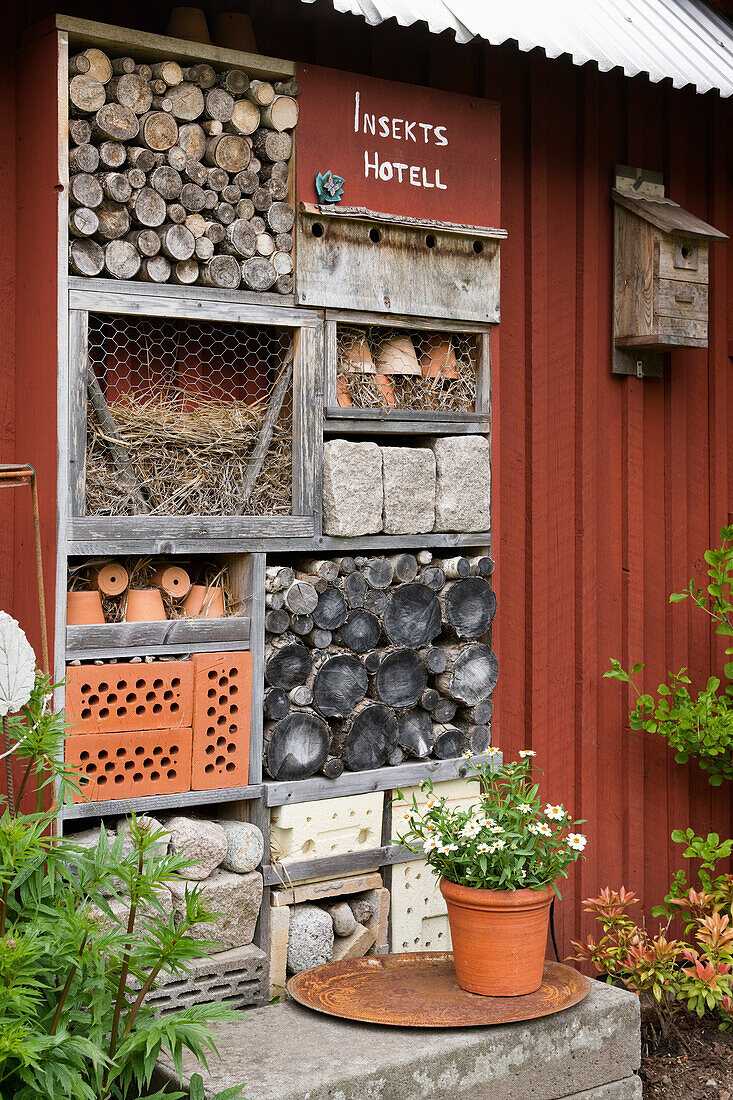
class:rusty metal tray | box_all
[287,953,591,1028]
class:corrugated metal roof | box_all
[298,0,733,96]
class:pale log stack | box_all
[263,554,498,781]
[68,47,297,291]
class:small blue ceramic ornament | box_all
[315,170,345,203]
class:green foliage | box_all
[0,656,246,1100]
[653,829,733,920]
[394,752,587,897]
[670,523,733,682]
[190,1072,246,1100]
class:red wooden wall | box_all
[2,0,732,953]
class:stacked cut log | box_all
[263,554,497,781]
[68,47,297,290]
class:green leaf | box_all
[669,593,688,603]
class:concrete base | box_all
[155,978,641,1100]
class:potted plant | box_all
[395,750,588,997]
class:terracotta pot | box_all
[66,590,105,626]
[212,11,258,53]
[125,588,167,622]
[419,338,460,379]
[91,562,129,597]
[336,374,353,407]
[374,333,421,375]
[181,584,225,618]
[150,565,192,600]
[440,878,553,996]
[373,372,396,407]
[166,6,211,43]
[339,330,375,374]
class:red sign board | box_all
[296,64,500,227]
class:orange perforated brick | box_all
[192,651,253,790]
[65,661,193,734]
[66,728,193,802]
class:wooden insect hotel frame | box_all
[17,13,503,999]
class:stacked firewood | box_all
[263,554,497,781]
[68,47,296,290]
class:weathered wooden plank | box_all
[475,330,491,417]
[611,189,727,240]
[247,554,267,785]
[70,516,315,541]
[323,419,491,436]
[47,15,296,80]
[292,324,320,518]
[325,308,493,335]
[61,783,264,820]
[66,639,252,661]
[324,407,488,423]
[264,752,499,806]
[262,843,422,887]
[299,203,507,239]
[67,310,87,517]
[68,530,493,556]
[66,616,250,653]
[323,318,338,409]
[69,276,317,325]
[248,797,271,957]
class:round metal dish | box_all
[288,953,591,1028]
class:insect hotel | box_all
[13,13,503,1009]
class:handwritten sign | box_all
[296,65,500,226]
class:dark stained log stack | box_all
[263,555,498,781]
[67,47,295,289]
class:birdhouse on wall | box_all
[612,165,727,377]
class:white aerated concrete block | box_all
[381,446,436,534]
[269,904,290,1001]
[391,778,478,953]
[270,792,384,869]
[431,435,491,532]
[323,440,383,536]
[133,944,268,1014]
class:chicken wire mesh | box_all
[336,326,478,411]
[85,313,293,516]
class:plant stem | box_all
[0,883,8,936]
[14,759,35,815]
[106,847,143,1074]
[49,933,88,1035]
[2,716,14,812]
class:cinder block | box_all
[271,872,383,907]
[391,778,477,953]
[431,434,491,532]
[132,944,268,1014]
[270,792,384,868]
[269,904,290,1001]
[381,446,436,534]
[323,439,383,536]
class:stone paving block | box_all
[323,439,383,536]
[167,816,228,880]
[269,904,290,1001]
[270,791,384,867]
[169,869,262,949]
[134,944,268,1015]
[381,445,436,534]
[271,871,383,907]
[331,921,376,961]
[431,434,491,532]
[154,979,642,1100]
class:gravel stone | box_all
[326,901,357,938]
[287,903,334,973]
[167,816,228,879]
[220,820,265,873]
[169,869,263,949]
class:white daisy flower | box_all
[536,822,552,837]
[400,811,415,824]
[437,842,459,855]
[462,750,473,758]
[518,749,536,758]
[462,820,481,838]
[486,747,501,757]
[544,804,565,821]
[489,839,506,853]
[488,822,503,834]
[517,803,533,815]
[567,833,587,852]
[423,836,439,852]
[477,843,490,854]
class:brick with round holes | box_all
[65,727,193,801]
[192,651,253,790]
[65,661,194,734]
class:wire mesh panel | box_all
[85,313,294,516]
[336,325,478,412]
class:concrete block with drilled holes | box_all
[323,439,383,536]
[271,872,383,908]
[270,792,384,869]
[131,944,268,1014]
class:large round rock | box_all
[287,903,334,974]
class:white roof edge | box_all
[298,0,733,97]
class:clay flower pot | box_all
[419,338,460,380]
[150,565,192,600]
[336,374,354,408]
[67,590,105,626]
[212,11,258,52]
[374,333,421,375]
[125,588,167,622]
[166,6,211,43]
[181,584,225,619]
[440,878,554,996]
[91,562,129,596]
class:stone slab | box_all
[323,439,383,537]
[381,445,436,534]
[271,791,384,867]
[169,869,262,949]
[154,978,641,1100]
[431,434,491,533]
[131,944,267,1015]
[330,921,376,961]
[271,871,383,907]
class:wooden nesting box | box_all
[612,166,727,376]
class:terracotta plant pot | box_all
[67,590,105,626]
[212,11,258,53]
[419,338,460,380]
[374,333,421,375]
[166,6,211,43]
[339,330,376,374]
[181,584,225,619]
[125,588,167,622]
[150,565,192,600]
[440,878,554,996]
[336,374,354,408]
[91,562,129,596]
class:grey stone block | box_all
[287,903,334,974]
[89,885,174,933]
[431,435,491,532]
[154,978,641,1100]
[116,815,169,861]
[323,440,383,536]
[168,869,262,949]
[167,816,228,880]
[220,820,264,873]
[381,445,436,534]
[132,944,268,1015]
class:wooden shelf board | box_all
[324,418,490,436]
[62,783,264,821]
[66,617,250,658]
[68,532,492,556]
[51,15,295,80]
[264,752,498,807]
[263,843,421,887]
